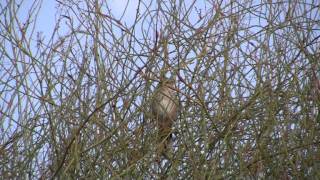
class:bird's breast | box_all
[153,91,177,120]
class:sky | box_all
[17,0,139,40]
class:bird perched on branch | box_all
[152,77,179,155]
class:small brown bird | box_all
[152,77,178,154]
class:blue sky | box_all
[17,0,140,40]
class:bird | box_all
[151,77,178,155]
